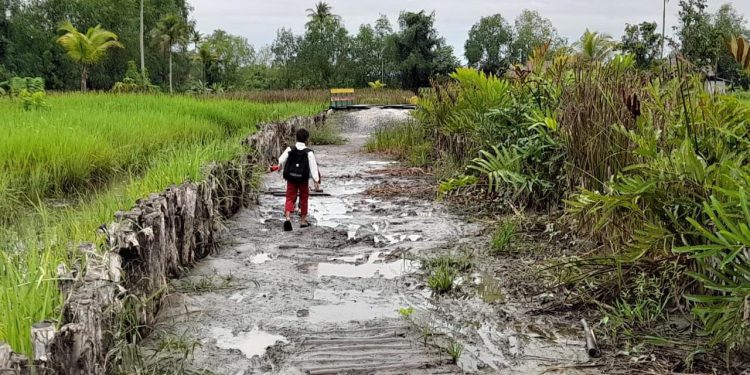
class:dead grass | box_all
[363,182,435,199]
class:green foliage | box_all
[365,120,432,167]
[574,29,615,61]
[427,264,456,294]
[112,61,158,93]
[438,175,477,196]
[6,76,44,96]
[491,221,516,253]
[19,89,49,111]
[398,306,414,318]
[390,11,458,92]
[56,21,124,91]
[367,80,386,90]
[620,22,662,69]
[309,123,346,145]
[674,186,750,353]
[464,14,514,75]
[512,9,565,64]
[446,340,463,364]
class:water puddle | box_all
[315,252,419,279]
[250,253,271,264]
[307,289,400,323]
[474,272,505,303]
[209,326,287,358]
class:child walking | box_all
[278,128,320,231]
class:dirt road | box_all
[152,108,592,374]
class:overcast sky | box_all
[190,0,750,60]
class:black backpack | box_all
[283,147,312,183]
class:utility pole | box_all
[140,0,145,77]
[662,0,668,58]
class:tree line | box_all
[0,0,748,92]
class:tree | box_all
[512,9,564,63]
[151,14,188,93]
[306,2,339,26]
[713,4,749,87]
[272,27,299,88]
[574,29,615,61]
[374,15,393,82]
[675,0,716,68]
[464,14,513,74]
[56,21,123,92]
[621,22,662,68]
[201,29,254,86]
[391,11,456,92]
[296,4,349,87]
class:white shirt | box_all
[278,142,320,183]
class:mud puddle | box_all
[148,108,594,374]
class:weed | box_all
[309,122,345,145]
[446,340,463,364]
[365,120,431,167]
[423,251,473,273]
[490,221,516,253]
[174,274,233,293]
[428,264,457,294]
[398,306,414,318]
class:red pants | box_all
[285,181,309,216]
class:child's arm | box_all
[308,151,321,189]
[278,147,291,175]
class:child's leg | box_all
[284,182,298,219]
[299,182,310,223]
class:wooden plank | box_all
[330,88,354,94]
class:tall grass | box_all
[364,120,431,166]
[215,88,415,105]
[0,93,322,355]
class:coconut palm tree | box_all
[151,14,188,94]
[306,2,340,26]
[140,0,145,76]
[574,29,615,62]
[56,21,124,92]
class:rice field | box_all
[0,93,323,355]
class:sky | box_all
[190,0,750,60]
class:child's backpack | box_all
[283,148,312,183]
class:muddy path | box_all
[150,108,595,374]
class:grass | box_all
[364,120,432,167]
[309,121,346,146]
[0,93,323,355]
[490,221,516,254]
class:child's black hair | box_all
[296,128,310,143]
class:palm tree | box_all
[190,29,202,51]
[56,21,124,92]
[151,14,188,94]
[574,29,615,62]
[306,2,340,26]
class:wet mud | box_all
[150,108,597,374]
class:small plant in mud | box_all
[309,122,346,145]
[446,340,463,364]
[428,264,457,294]
[175,274,233,293]
[424,252,473,273]
[438,175,477,197]
[398,306,414,318]
[490,221,516,253]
